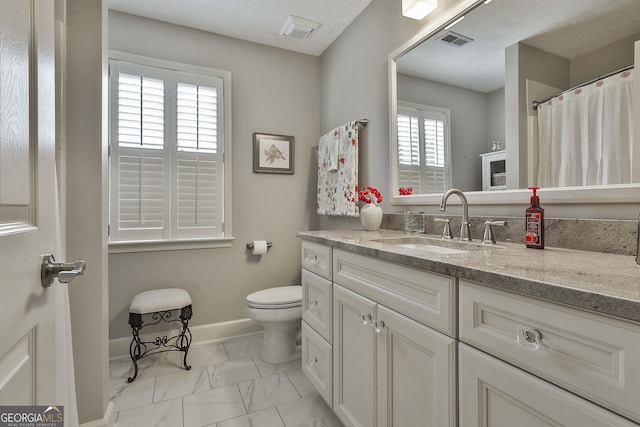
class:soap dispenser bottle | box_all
[525,187,544,249]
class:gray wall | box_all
[487,87,505,150]
[570,32,639,85]
[108,11,320,339]
[66,0,109,423]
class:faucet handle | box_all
[481,220,506,244]
[435,218,453,240]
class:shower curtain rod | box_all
[532,64,634,110]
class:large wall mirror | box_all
[389,0,640,206]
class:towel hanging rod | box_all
[532,65,634,110]
[355,119,368,126]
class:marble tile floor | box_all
[110,335,343,427]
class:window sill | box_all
[108,237,235,254]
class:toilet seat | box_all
[246,286,302,309]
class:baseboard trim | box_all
[80,401,115,427]
[109,318,263,360]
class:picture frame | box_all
[253,132,295,174]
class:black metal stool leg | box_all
[179,305,193,371]
[127,313,143,383]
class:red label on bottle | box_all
[526,214,542,247]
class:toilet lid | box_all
[247,286,302,309]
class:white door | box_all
[0,0,73,412]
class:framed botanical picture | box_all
[253,133,295,174]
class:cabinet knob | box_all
[373,320,386,333]
[304,254,318,264]
[308,356,318,367]
[360,313,372,325]
[307,300,318,309]
[517,326,542,350]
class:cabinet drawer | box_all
[301,241,332,280]
[459,343,637,427]
[302,269,333,343]
[460,280,640,423]
[333,249,456,337]
[302,321,333,407]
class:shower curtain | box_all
[536,69,634,187]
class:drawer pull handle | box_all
[308,356,318,367]
[373,320,386,333]
[308,300,318,309]
[360,313,372,325]
[518,326,542,350]
[304,254,319,264]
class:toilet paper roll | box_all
[252,240,268,255]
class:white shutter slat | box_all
[397,113,421,192]
[117,155,165,230]
[117,72,165,150]
[177,82,218,153]
[176,157,217,231]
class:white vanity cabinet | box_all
[332,250,457,427]
[459,280,640,425]
[301,241,333,406]
[300,235,640,426]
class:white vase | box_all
[360,203,383,231]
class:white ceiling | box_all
[397,0,640,93]
[108,0,373,56]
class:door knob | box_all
[41,254,86,288]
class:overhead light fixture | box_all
[402,0,438,20]
[279,15,320,39]
[483,0,493,4]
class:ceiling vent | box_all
[438,31,473,47]
[279,15,320,39]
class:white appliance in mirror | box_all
[389,0,640,208]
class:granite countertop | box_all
[297,229,640,323]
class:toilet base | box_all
[261,326,298,364]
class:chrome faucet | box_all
[439,188,472,241]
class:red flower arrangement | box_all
[358,186,383,205]
[399,187,413,195]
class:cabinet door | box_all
[377,306,456,427]
[459,343,638,427]
[302,269,333,342]
[301,321,333,407]
[333,284,377,427]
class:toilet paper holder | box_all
[246,241,273,250]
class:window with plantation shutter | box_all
[109,56,231,247]
[397,102,451,194]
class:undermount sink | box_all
[370,235,503,255]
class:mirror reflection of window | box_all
[397,102,452,193]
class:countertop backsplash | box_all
[381,213,638,256]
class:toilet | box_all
[246,286,302,364]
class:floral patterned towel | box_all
[317,121,359,216]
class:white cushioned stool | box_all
[127,288,193,382]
